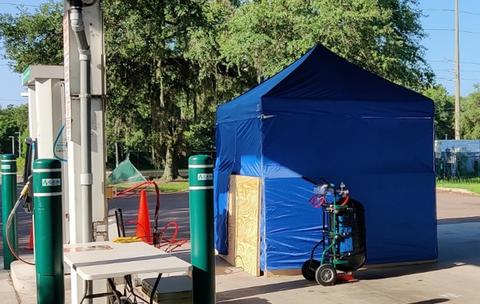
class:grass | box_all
[158,181,189,193]
[437,177,480,194]
[113,179,189,193]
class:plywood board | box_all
[221,175,261,276]
[222,178,237,266]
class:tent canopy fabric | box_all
[214,44,436,271]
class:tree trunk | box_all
[161,141,178,181]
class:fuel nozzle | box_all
[21,181,32,214]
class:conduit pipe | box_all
[69,0,92,243]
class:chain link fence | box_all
[435,140,480,179]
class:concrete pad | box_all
[0,262,19,304]
[10,256,71,304]
[10,258,37,304]
[216,222,480,304]
[436,191,480,222]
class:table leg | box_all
[149,273,162,304]
[79,280,91,304]
[71,267,82,304]
[124,275,149,303]
[107,278,124,303]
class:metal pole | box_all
[454,0,461,140]
[80,51,93,243]
[115,141,119,167]
[70,2,93,244]
[1,154,17,269]
[188,155,215,304]
[15,131,21,157]
[33,159,64,304]
[9,136,15,156]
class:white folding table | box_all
[64,241,191,304]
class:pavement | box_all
[436,190,480,223]
[1,190,479,303]
[0,262,19,304]
[215,221,480,304]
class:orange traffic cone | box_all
[26,223,34,250]
[136,190,152,243]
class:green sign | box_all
[22,66,31,85]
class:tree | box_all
[183,0,245,153]
[1,0,439,181]
[104,0,206,180]
[461,84,480,139]
[0,1,63,72]
[0,105,28,155]
[423,85,454,139]
[220,0,433,90]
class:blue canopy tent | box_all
[214,44,437,271]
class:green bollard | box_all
[33,159,64,304]
[1,154,17,269]
[189,155,215,304]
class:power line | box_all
[423,8,480,16]
[0,2,40,7]
[437,77,480,82]
[430,59,480,66]
[0,97,26,101]
[435,68,480,73]
[424,28,480,35]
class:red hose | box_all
[112,180,186,251]
[341,195,350,206]
[157,221,188,252]
[6,230,35,266]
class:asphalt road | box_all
[108,191,190,240]
[0,186,190,256]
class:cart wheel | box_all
[301,259,320,281]
[315,264,337,286]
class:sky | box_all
[0,0,479,107]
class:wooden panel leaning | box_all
[220,175,261,276]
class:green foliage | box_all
[184,118,215,152]
[0,104,28,155]
[461,85,480,139]
[0,0,439,179]
[220,0,433,89]
[423,85,454,139]
[115,180,188,193]
[437,178,480,194]
[0,1,63,73]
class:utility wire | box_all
[437,77,480,82]
[0,2,39,7]
[430,59,480,66]
[435,68,480,73]
[0,97,26,101]
[423,8,480,16]
[424,28,480,35]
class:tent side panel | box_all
[260,108,436,270]
[214,118,262,255]
[262,177,325,270]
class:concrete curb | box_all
[10,260,72,304]
[436,187,480,196]
[10,260,36,304]
[0,263,20,304]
